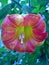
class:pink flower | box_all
[1,14,48,52]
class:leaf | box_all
[19,0,28,6]
[25,0,28,3]
[21,53,28,65]
[48,11,49,13]
[0,19,3,26]
[20,1,25,6]
[38,0,49,6]
[0,47,6,53]
[30,0,38,6]
[0,3,15,20]
[32,5,40,13]
[12,5,22,14]
[1,0,7,6]
[39,7,45,13]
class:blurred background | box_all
[0,0,49,65]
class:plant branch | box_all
[12,0,22,8]
[28,0,31,7]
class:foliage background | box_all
[0,0,49,65]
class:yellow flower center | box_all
[16,26,32,43]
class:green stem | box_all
[28,0,31,7]
[28,0,33,13]
[45,54,48,65]
[44,40,48,65]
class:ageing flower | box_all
[1,14,48,52]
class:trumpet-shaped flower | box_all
[1,14,48,52]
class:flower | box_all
[1,14,48,52]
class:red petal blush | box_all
[2,14,48,52]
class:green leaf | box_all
[19,0,28,6]
[0,47,6,53]
[39,7,45,13]
[30,0,38,6]
[14,0,20,2]
[0,3,15,20]
[48,10,49,13]
[21,1,25,5]
[25,0,28,3]
[38,0,49,7]
[32,5,40,13]
[0,19,3,26]
[12,5,22,14]
[1,0,7,6]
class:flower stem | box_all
[12,0,22,8]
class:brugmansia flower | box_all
[1,14,48,52]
